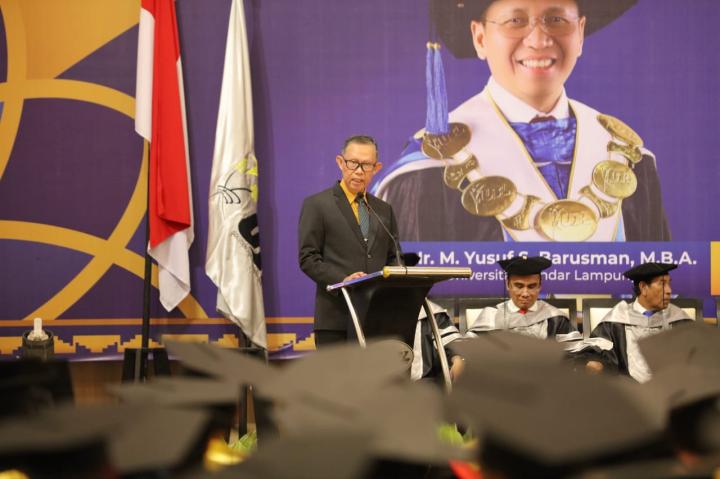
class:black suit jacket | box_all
[299,182,400,331]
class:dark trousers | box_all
[314,329,347,348]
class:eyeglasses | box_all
[484,14,581,39]
[342,156,377,172]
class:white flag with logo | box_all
[206,0,266,347]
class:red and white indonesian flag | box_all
[135,0,193,311]
[206,0,266,347]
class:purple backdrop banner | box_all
[0,0,718,359]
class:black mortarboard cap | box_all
[180,431,375,479]
[644,363,720,454]
[0,403,113,478]
[164,339,414,452]
[257,339,411,405]
[164,340,279,386]
[0,403,213,477]
[639,321,720,374]
[497,256,552,277]
[452,331,567,369]
[0,359,73,418]
[108,376,240,408]
[449,360,667,475]
[430,0,639,59]
[340,381,469,464]
[623,262,677,282]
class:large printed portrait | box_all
[374,0,667,243]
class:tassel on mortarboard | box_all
[425,41,449,137]
[421,2,471,161]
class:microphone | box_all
[361,195,404,267]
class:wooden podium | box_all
[327,266,472,391]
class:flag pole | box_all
[139,138,153,380]
[126,139,153,382]
[124,139,173,383]
[125,0,191,382]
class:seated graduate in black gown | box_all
[411,299,464,382]
[581,262,692,383]
[466,256,577,339]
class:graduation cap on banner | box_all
[430,0,639,59]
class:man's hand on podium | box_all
[343,272,367,282]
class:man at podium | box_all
[299,135,401,347]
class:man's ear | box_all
[576,15,587,57]
[336,155,344,171]
[470,20,488,60]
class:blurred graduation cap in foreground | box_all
[108,376,240,408]
[639,321,720,374]
[166,339,469,474]
[0,403,212,478]
[638,322,720,457]
[178,431,376,479]
[452,330,568,369]
[448,333,668,478]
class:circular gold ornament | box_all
[443,155,478,190]
[422,123,471,159]
[535,200,598,241]
[461,176,517,216]
[597,114,643,147]
[592,160,638,199]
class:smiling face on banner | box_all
[471,0,586,112]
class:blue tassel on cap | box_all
[424,42,449,136]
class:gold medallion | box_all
[597,114,643,147]
[579,185,619,218]
[592,160,638,199]
[502,195,540,231]
[422,123,471,159]
[461,176,516,217]
[535,200,598,241]
[443,155,478,190]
